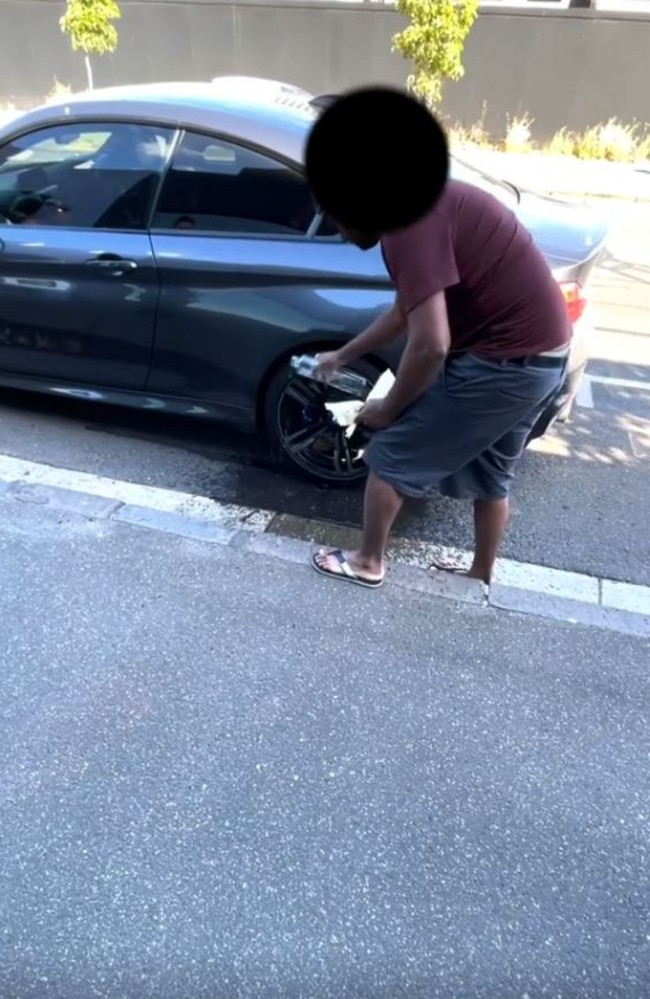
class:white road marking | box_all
[601,580,650,617]
[575,374,595,409]
[575,372,650,409]
[491,557,600,604]
[589,373,650,393]
[0,452,648,627]
[0,454,276,530]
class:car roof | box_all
[210,76,314,103]
[4,82,319,165]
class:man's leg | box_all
[437,384,562,584]
[313,353,565,588]
[433,356,567,586]
[468,497,510,584]
[314,471,403,582]
[432,495,510,586]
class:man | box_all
[312,178,571,589]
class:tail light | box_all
[558,280,587,325]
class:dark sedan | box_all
[0,82,609,483]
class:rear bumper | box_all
[552,309,593,423]
[567,308,592,376]
[555,360,587,422]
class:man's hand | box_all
[312,301,404,384]
[356,398,394,431]
[314,350,343,383]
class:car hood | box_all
[515,188,610,270]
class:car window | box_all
[0,122,175,230]
[151,130,316,236]
[1,131,113,168]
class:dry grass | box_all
[504,114,534,154]
[449,114,650,163]
[45,79,74,104]
[548,119,649,162]
[449,119,490,148]
[446,100,490,148]
[0,79,77,110]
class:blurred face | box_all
[335,222,380,251]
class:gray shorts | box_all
[364,351,567,501]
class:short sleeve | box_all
[380,210,460,315]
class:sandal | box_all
[430,560,468,575]
[431,560,490,587]
[311,549,384,589]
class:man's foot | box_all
[312,548,384,589]
[431,560,491,586]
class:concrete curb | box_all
[1,455,648,639]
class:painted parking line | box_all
[575,375,595,409]
[575,372,650,409]
[590,373,650,393]
[0,453,648,637]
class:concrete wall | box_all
[0,1,648,138]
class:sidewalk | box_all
[455,145,650,202]
[1,488,649,999]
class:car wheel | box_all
[264,357,383,484]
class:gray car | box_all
[0,81,608,483]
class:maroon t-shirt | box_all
[380,180,572,359]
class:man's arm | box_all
[380,291,450,420]
[316,299,404,378]
[337,300,404,364]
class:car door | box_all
[147,129,392,415]
[0,120,175,389]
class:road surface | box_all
[0,496,648,999]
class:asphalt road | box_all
[1,199,649,585]
[1,498,649,999]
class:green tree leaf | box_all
[393,0,479,107]
[60,0,121,57]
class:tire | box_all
[264,356,383,485]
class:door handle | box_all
[85,256,138,274]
